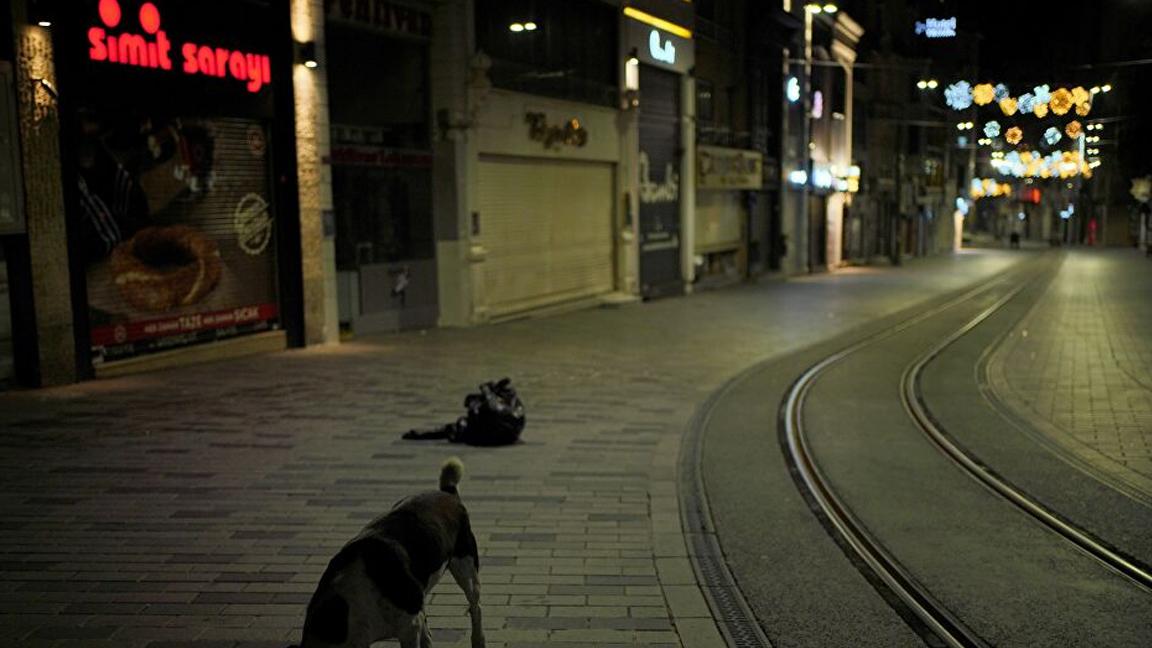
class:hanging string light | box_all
[1049,88,1074,115]
[972,83,995,105]
[999,97,1018,116]
[945,81,973,110]
[1005,126,1023,144]
[1065,120,1083,139]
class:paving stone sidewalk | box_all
[988,249,1152,500]
[0,251,1019,648]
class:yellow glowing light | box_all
[1071,86,1090,106]
[999,97,1018,116]
[1033,102,1049,118]
[1075,102,1091,116]
[1050,88,1073,115]
[623,7,693,39]
[1065,120,1083,139]
[972,83,995,105]
[1005,126,1023,144]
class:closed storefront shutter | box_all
[478,156,614,317]
[696,191,743,251]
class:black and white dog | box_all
[297,458,484,648]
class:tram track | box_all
[775,255,1152,647]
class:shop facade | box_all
[694,145,761,285]
[472,91,621,319]
[3,0,312,386]
[325,0,438,334]
[625,1,695,298]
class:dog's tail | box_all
[439,457,464,495]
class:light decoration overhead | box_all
[944,82,1100,121]
[1005,127,1023,145]
[1049,88,1073,115]
[945,81,973,110]
[969,177,1013,199]
[1044,127,1062,145]
[984,121,1001,138]
[1017,93,1036,114]
[972,83,995,105]
[1065,120,1083,139]
[992,150,1092,179]
[1060,204,1075,220]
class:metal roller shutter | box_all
[478,156,614,317]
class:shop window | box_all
[327,25,430,150]
[326,23,435,270]
[476,0,618,107]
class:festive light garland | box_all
[991,150,1092,179]
[1005,126,1023,144]
[972,83,995,105]
[943,82,1094,118]
[969,178,1013,199]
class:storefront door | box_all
[638,65,683,299]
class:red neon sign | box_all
[88,0,272,94]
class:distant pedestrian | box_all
[1010,232,1021,249]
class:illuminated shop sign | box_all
[87,0,272,93]
[649,29,676,65]
[624,11,693,74]
[915,17,957,38]
[525,112,589,150]
[786,77,800,103]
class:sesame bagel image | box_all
[110,225,223,312]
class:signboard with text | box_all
[67,0,279,117]
[626,19,693,75]
[697,146,763,190]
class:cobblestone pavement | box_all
[0,251,1021,648]
[989,249,1152,501]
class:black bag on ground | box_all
[402,378,525,446]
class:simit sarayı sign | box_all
[87,0,272,93]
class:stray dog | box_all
[297,458,484,648]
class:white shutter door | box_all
[479,157,614,316]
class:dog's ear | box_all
[361,538,425,615]
[303,593,349,644]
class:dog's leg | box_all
[397,612,422,648]
[419,610,434,648]
[449,556,485,648]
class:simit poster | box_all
[77,111,279,363]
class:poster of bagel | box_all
[77,111,279,363]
